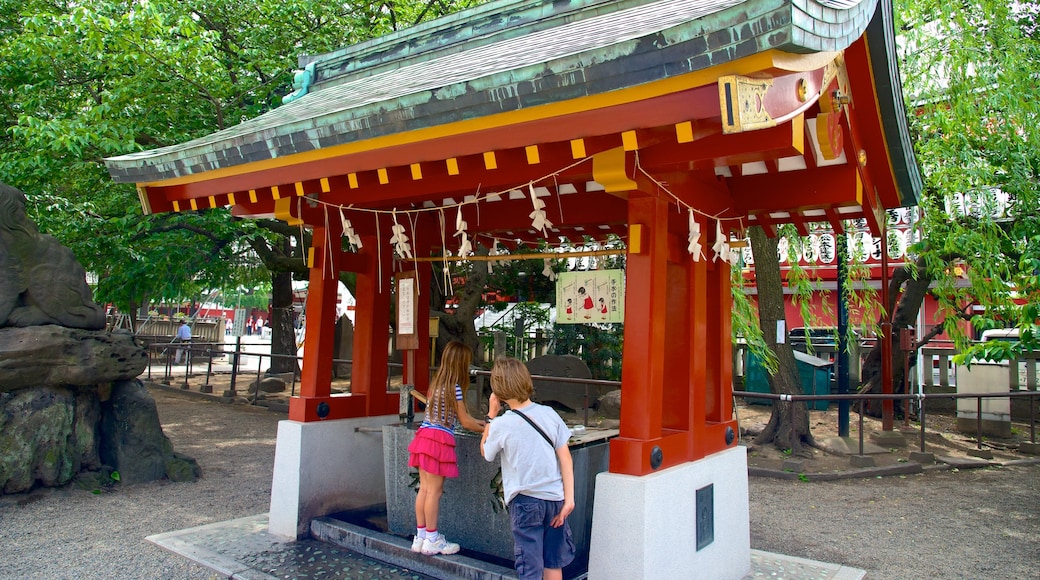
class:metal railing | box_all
[143,340,402,404]
[733,389,1039,456]
[142,341,1038,458]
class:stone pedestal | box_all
[383,422,613,576]
[588,446,750,580]
[269,415,398,538]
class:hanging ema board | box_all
[556,270,624,324]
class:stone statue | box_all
[0,182,105,330]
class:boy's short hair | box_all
[490,356,533,402]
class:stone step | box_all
[311,517,522,580]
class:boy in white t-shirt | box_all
[481,356,575,580]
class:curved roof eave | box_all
[104,0,881,186]
[864,0,922,207]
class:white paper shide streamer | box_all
[687,209,703,261]
[339,208,363,249]
[454,206,472,259]
[390,211,412,259]
[528,184,552,236]
[541,258,557,281]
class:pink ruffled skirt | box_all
[408,427,459,478]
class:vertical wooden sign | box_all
[396,271,419,350]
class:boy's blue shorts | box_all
[508,494,576,580]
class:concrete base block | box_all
[199,384,213,394]
[908,451,935,464]
[1017,441,1040,455]
[849,455,876,468]
[870,430,907,448]
[222,390,237,398]
[268,415,398,539]
[588,446,750,580]
[967,448,995,460]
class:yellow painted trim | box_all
[208,196,216,208]
[274,196,303,226]
[293,182,303,196]
[446,158,459,175]
[675,121,694,143]
[348,173,359,188]
[592,147,636,193]
[483,151,497,170]
[307,247,315,269]
[855,171,863,205]
[410,163,423,180]
[189,198,198,211]
[320,177,330,192]
[227,193,236,206]
[272,185,281,200]
[621,131,638,151]
[140,50,825,189]
[792,113,805,155]
[570,139,586,159]
[248,189,257,203]
[628,224,643,254]
[172,200,181,212]
[378,168,389,184]
[525,145,540,164]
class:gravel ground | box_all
[1,386,1037,579]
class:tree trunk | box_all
[433,255,489,361]
[748,227,815,456]
[267,269,298,375]
[859,256,932,417]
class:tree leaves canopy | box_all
[0,0,484,312]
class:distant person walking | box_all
[246,315,255,336]
[173,320,192,364]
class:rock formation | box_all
[0,181,199,494]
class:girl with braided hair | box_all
[407,341,485,555]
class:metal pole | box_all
[837,234,850,437]
[858,408,865,456]
[976,397,983,449]
[252,353,263,405]
[229,336,241,393]
[919,395,927,453]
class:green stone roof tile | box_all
[105,0,881,184]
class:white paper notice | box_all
[398,278,415,335]
[777,320,786,344]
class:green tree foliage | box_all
[0,0,483,318]
[896,0,1040,361]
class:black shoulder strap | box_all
[510,409,555,449]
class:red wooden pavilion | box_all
[107,0,919,576]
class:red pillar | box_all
[611,194,688,475]
[351,227,395,417]
[290,219,368,421]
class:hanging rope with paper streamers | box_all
[528,184,552,236]
[390,210,413,259]
[687,209,704,262]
